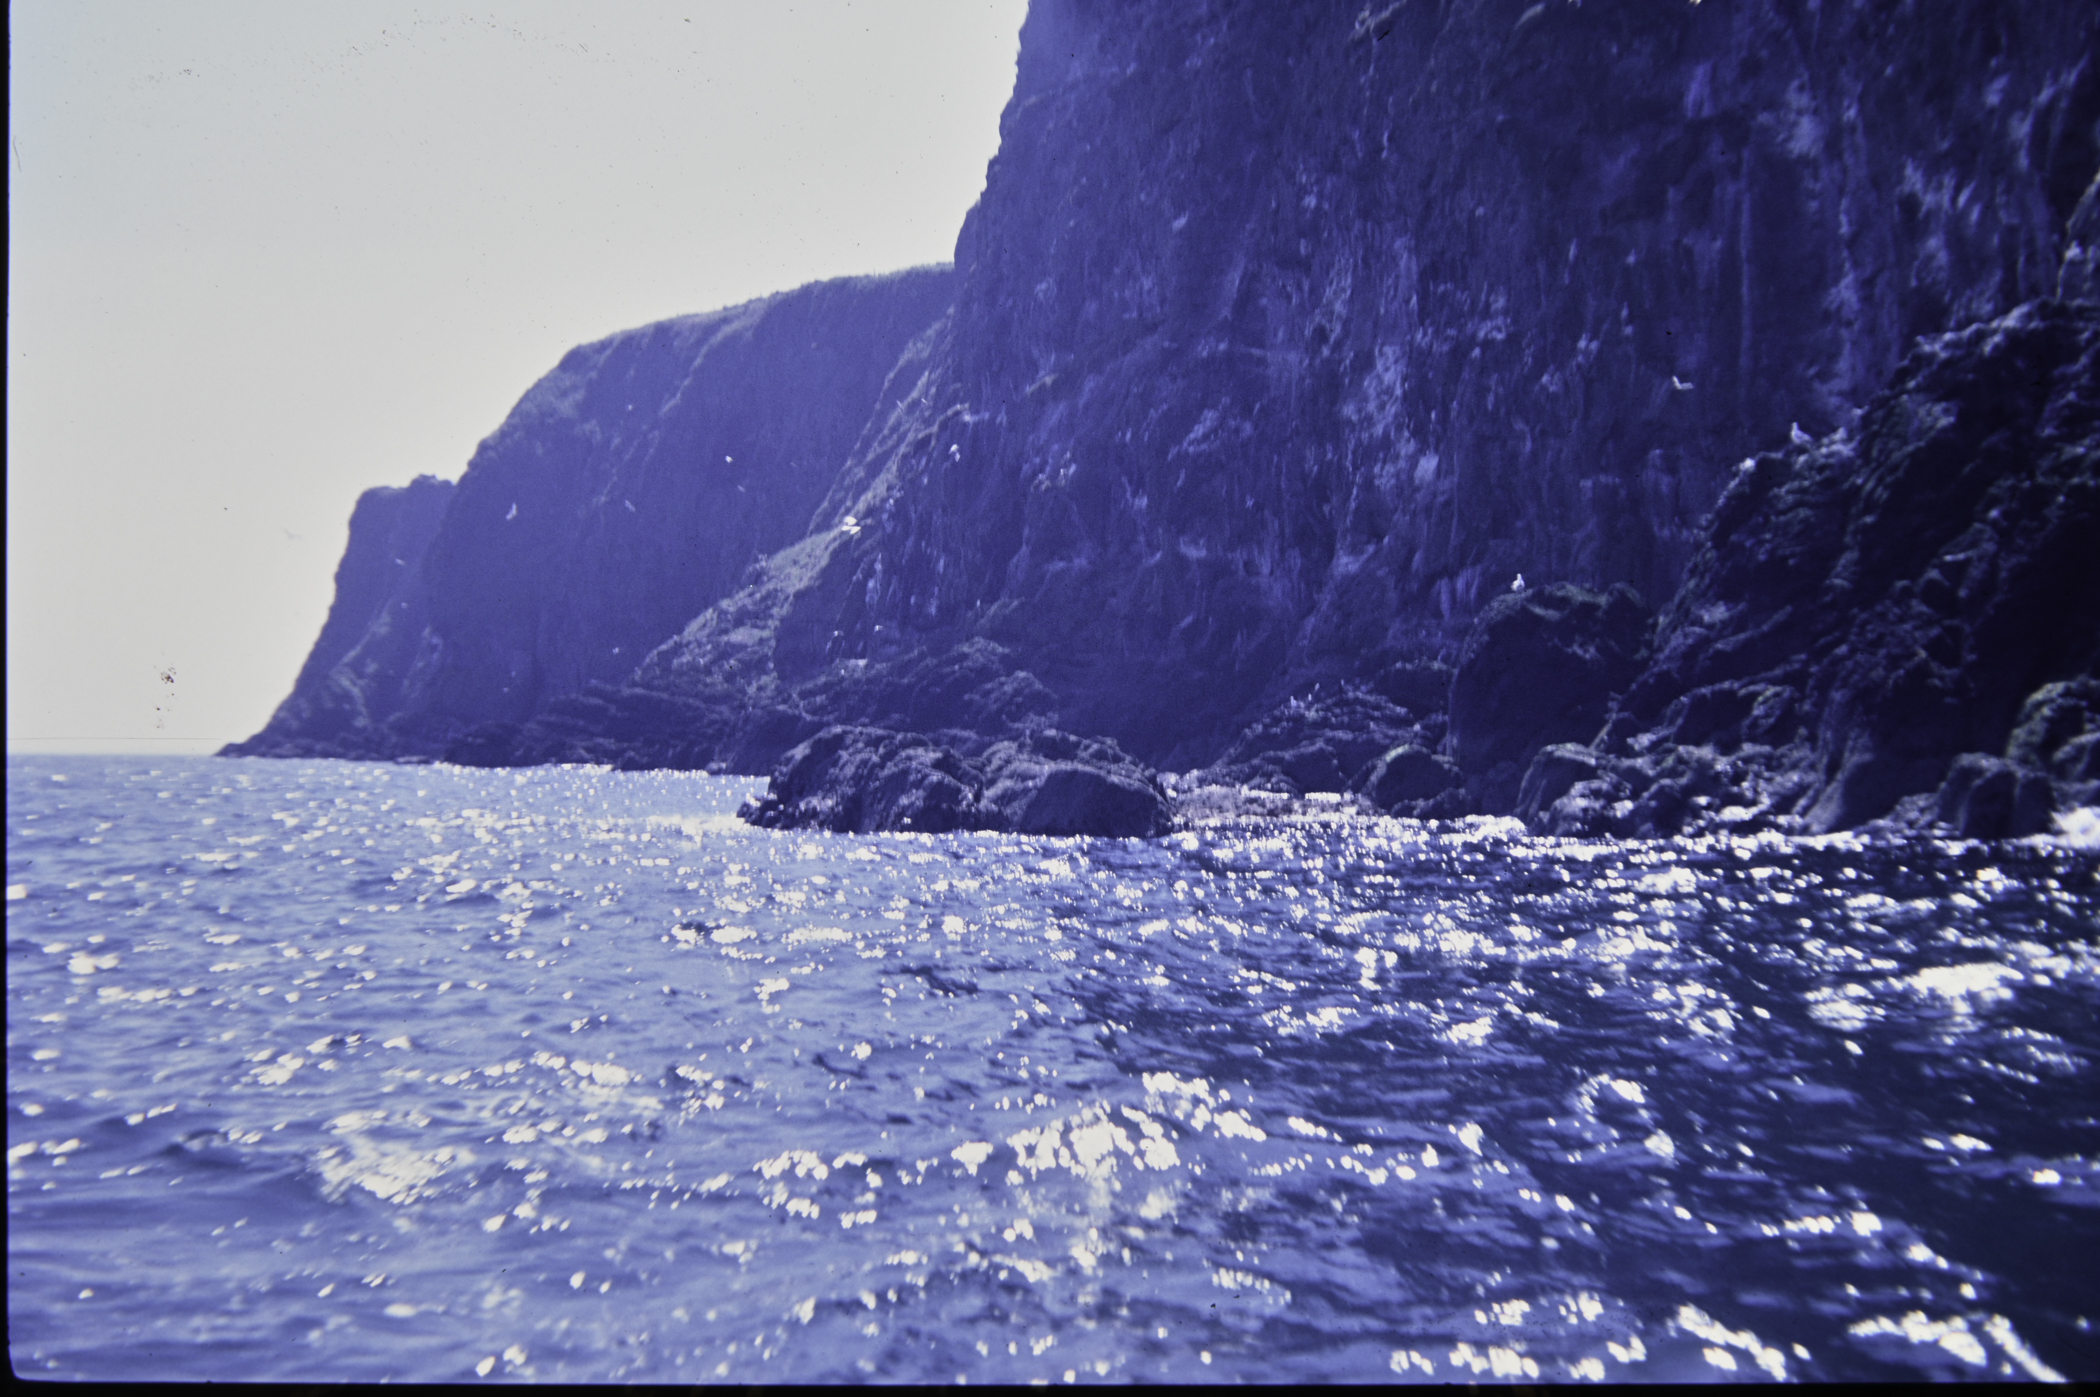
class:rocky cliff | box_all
[1523,295,2099,839]
[227,474,455,757]
[236,0,2099,839]
[225,267,956,760]
[630,0,2098,771]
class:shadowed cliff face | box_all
[1525,297,2100,838]
[238,0,2098,818]
[633,0,2098,768]
[225,268,956,759]
[224,475,455,757]
[291,476,456,694]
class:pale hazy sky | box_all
[7,0,1027,753]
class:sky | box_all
[7,0,1028,754]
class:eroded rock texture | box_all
[634,0,2097,771]
[1448,582,1653,812]
[1196,687,1441,796]
[1535,298,2100,837]
[739,726,1169,837]
[237,0,2099,841]
[225,268,955,759]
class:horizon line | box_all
[7,738,234,757]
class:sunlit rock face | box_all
[635,0,2098,769]
[226,267,956,759]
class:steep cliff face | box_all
[239,0,2098,813]
[1527,296,2099,837]
[634,0,2097,769]
[225,475,455,758]
[225,267,956,759]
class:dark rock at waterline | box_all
[2004,677,2100,790]
[979,730,1174,838]
[438,684,804,774]
[234,1,2099,793]
[1447,583,1652,814]
[740,727,988,834]
[1935,754,2056,842]
[1929,678,2100,840]
[740,726,1170,838]
[1515,744,1605,824]
[1359,745,1467,820]
[1196,688,1439,796]
[1523,739,1821,841]
[1547,298,2100,838]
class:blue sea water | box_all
[7,754,2098,1383]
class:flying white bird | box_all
[1511,573,1526,592]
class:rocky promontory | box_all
[225,267,955,760]
[229,1,2099,843]
[624,0,2097,777]
[222,474,454,759]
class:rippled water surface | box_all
[8,755,2099,1382]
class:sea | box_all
[8,753,2097,1383]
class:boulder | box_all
[981,730,1170,837]
[1935,753,2056,840]
[740,726,1168,837]
[1199,688,1436,796]
[2006,678,2100,799]
[1447,583,1652,814]
[1539,776,1635,838]
[1360,745,1466,818]
[740,727,988,834]
[1516,744,1605,824]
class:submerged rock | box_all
[740,726,1170,838]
